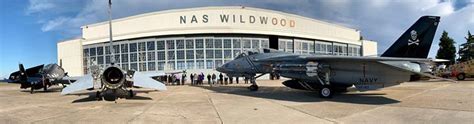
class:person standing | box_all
[229,76,233,84]
[207,74,211,85]
[224,76,228,85]
[236,77,239,84]
[181,73,186,85]
[190,73,194,85]
[219,73,223,85]
[212,73,216,84]
[244,77,249,84]
[194,73,198,85]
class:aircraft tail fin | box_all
[381,16,440,58]
[18,64,27,82]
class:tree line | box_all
[436,31,474,64]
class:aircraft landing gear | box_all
[128,89,134,98]
[318,86,333,98]
[248,76,259,91]
[249,84,259,91]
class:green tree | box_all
[436,31,456,64]
[457,31,474,62]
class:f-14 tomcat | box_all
[60,0,167,100]
[217,16,443,98]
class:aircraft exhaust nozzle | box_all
[102,66,126,89]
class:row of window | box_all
[82,36,362,74]
[83,37,268,73]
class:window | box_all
[130,43,137,52]
[177,50,185,59]
[166,40,175,49]
[130,53,137,62]
[252,39,259,49]
[177,61,185,70]
[195,39,204,48]
[97,47,104,55]
[187,61,194,69]
[138,42,146,52]
[243,39,251,48]
[176,39,185,49]
[97,56,104,64]
[157,51,165,60]
[157,62,165,70]
[157,40,165,50]
[139,63,146,71]
[168,51,175,60]
[148,62,156,71]
[302,42,308,53]
[105,46,111,55]
[113,45,120,54]
[147,41,155,51]
[215,49,222,58]
[215,60,223,68]
[215,39,222,48]
[105,56,111,64]
[233,39,241,48]
[121,64,129,71]
[196,60,204,69]
[114,55,120,63]
[206,39,214,48]
[130,63,138,71]
[147,52,155,61]
[233,50,240,58]
[224,39,232,48]
[206,60,214,69]
[206,50,214,59]
[139,52,146,61]
[279,41,286,51]
[121,44,128,53]
[167,62,175,70]
[186,50,194,59]
[261,39,269,48]
[121,54,128,62]
[224,50,232,59]
[90,47,96,56]
[186,39,194,49]
[196,50,204,59]
[83,48,89,57]
[286,41,293,52]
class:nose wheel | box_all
[248,84,259,91]
[248,76,259,91]
[318,86,333,98]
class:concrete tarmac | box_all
[0,80,473,124]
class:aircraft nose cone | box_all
[216,63,229,73]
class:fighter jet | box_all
[6,63,74,93]
[216,16,442,98]
[60,0,167,100]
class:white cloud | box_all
[26,0,55,14]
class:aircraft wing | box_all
[132,72,167,91]
[61,74,93,95]
[255,55,432,62]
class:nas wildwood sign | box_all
[179,14,296,28]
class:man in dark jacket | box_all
[207,74,211,85]
[219,73,223,85]
[190,74,194,85]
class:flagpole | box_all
[108,0,115,65]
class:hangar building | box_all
[57,6,377,76]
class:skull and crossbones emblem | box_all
[408,30,420,46]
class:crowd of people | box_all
[162,72,254,86]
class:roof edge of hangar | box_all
[80,6,359,32]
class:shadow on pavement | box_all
[20,87,64,93]
[71,91,153,103]
[194,85,399,105]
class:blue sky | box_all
[0,0,473,78]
